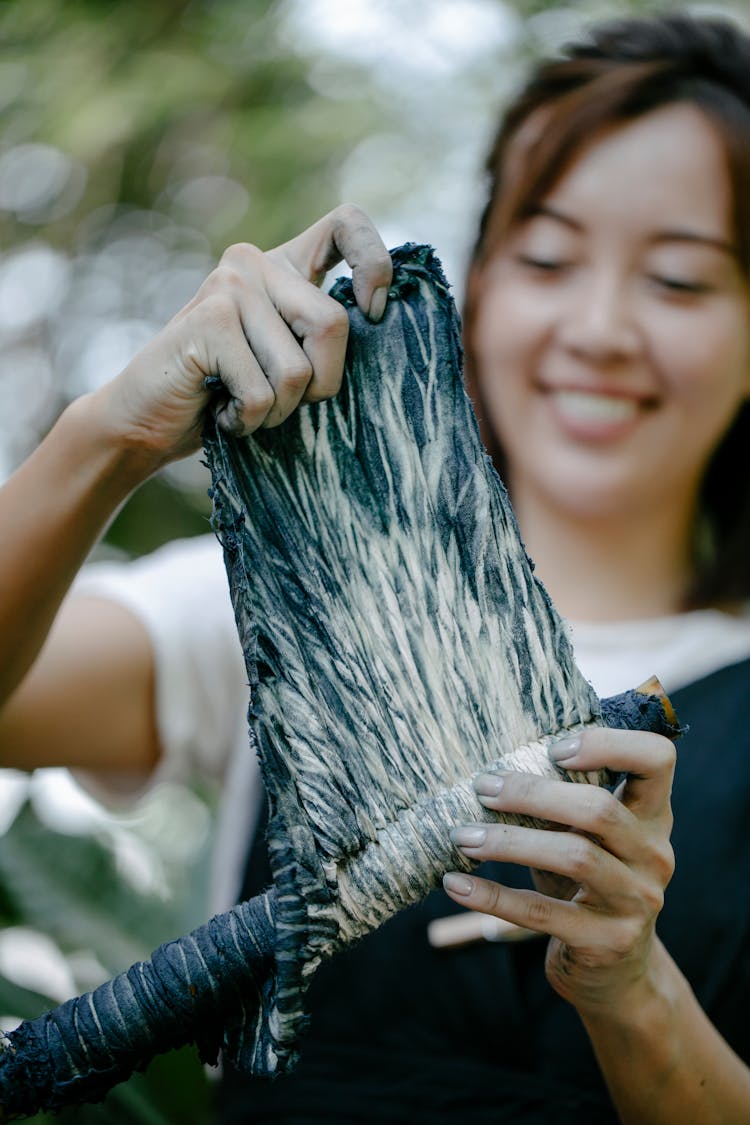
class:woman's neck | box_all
[510,485,696,624]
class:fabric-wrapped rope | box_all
[0,244,679,1119]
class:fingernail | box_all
[368,285,388,322]
[450,825,487,848]
[549,734,581,763]
[219,397,246,437]
[443,872,473,896]
[473,773,505,798]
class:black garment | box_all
[219,657,750,1124]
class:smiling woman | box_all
[464,33,750,620]
[469,104,750,619]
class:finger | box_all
[232,287,314,428]
[449,822,632,904]
[473,770,640,861]
[547,727,676,819]
[270,203,393,321]
[443,871,583,943]
[252,265,351,420]
[190,299,275,435]
[196,251,349,427]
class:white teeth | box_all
[551,390,639,424]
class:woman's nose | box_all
[557,271,641,363]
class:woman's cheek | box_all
[474,278,550,372]
[652,302,749,432]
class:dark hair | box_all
[463,13,750,609]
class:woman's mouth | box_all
[545,388,649,439]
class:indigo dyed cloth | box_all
[204,243,676,1077]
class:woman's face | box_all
[471,102,750,524]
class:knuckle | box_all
[304,377,342,404]
[662,842,676,882]
[276,359,314,392]
[564,835,595,881]
[657,739,677,775]
[195,293,236,330]
[250,384,277,413]
[241,385,276,424]
[609,919,643,958]
[525,893,553,929]
[333,204,390,259]
[220,241,262,267]
[649,840,676,887]
[583,787,620,833]
[333,201,369,228]
[640,881,665,917]
[200,266,241,297]
[316,301,350,339]
[661,802,675,834]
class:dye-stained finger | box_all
[189,244,350,428]
[191,299,275,436]
[256,261,351,418]
[269,204,393,321]
[224,249,350,422]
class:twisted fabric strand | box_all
[0,893,275,1119]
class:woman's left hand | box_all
[443,727,676,1016]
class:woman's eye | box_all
[516,255,568,273]
[650,274,712,295]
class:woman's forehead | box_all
[522,103,734,238]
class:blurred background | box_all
[0,0,747,1119]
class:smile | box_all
[550,390,641,425]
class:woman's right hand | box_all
[95,204,392,473]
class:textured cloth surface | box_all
[203,244,673,1076]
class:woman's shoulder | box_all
[74,533,228,608]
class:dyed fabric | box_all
[0,245,677,1119]
[204,244,675,1074]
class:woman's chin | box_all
[512,458,657,525]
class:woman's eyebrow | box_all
[529,207,739,257]
[650,229,738,255]
[529,205,583,232]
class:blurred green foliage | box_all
[0,0,391,551]
[1,0,383,250]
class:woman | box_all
[222,16,750,1122]
[2,11,750,1124]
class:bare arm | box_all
[0,390,162,771]
[0,394,152,706]
[1,593,160,774]
[0,205,392,774]
[582,937,750,1124]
